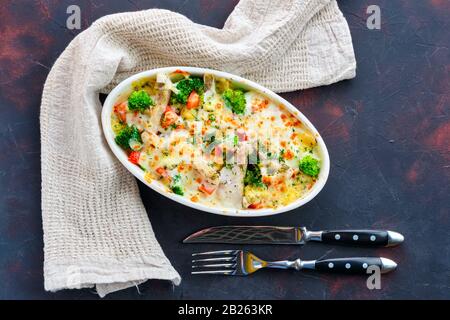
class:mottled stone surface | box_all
[0,0,448,299]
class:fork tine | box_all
[191,270,235,275]
[192,250,238,257]
[191,250,242,276]
[192,256,237,263]
[192,263,236,269]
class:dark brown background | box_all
[0,0,449,299]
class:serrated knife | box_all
[183,226,404,247]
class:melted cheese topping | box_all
[111,72,322,211]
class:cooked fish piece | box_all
[145,88,171,133]
[217,165,245,208]
[141,131,162,150]
[193,156,220,187]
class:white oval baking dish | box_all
[102,67,330,217]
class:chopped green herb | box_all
[173,174,181,184]
[279,149,286,163]
[171,174,184,196]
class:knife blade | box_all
[183,226,404,247]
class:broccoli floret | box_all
[128,90,154,112]
[223,89,246,115]
[299,155,321,177]
[170,174,184,196]
[244,164,264,187]
[171,185,184,196]
[172,77,204,104]
[115,125,142,150]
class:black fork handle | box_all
[320,230,389,246]
[314,257,396,274]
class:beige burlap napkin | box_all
[40,0,355,297]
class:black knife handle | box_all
[321,230,389,247]
[315,257,383,274]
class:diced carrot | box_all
[165,106,177,114]
[284,150,294,160]
[248,203,263,209]
[128,151,141,165]
[156,167,168,178]
[198,184,216,195]
[187,91,200,110]
[262,176,272,186]
[114,102,127,123]
[173,69,190,76]
[190,196,199,203]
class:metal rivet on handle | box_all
[353,235,359,241]
[345,263,351,269]
[335,234,341,240]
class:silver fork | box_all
[192,250,397,276]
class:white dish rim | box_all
[101,67,330,217]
